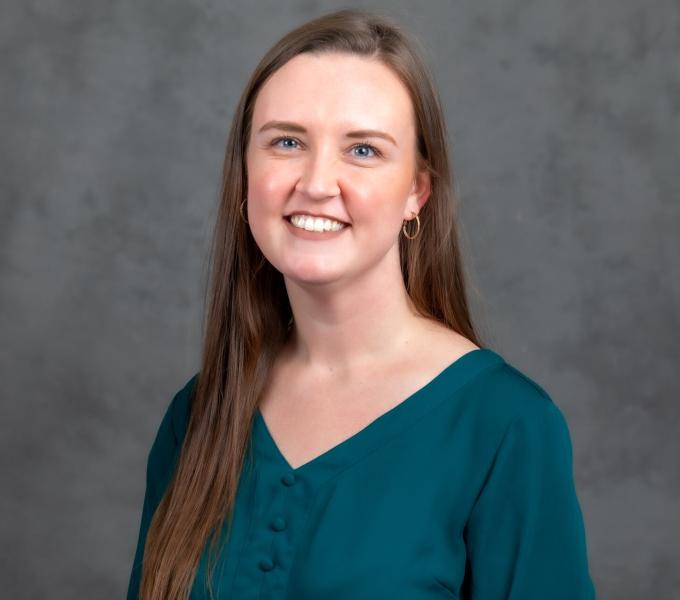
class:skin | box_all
[245,51,463,382]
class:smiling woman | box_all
[244,50,428,286]
[126,8,596,600]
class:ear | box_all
[404,167,432,220]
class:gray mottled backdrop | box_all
[1,1,678,598]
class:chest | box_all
[257,378,412,470]
[257,341,477,470]
[194,388,486,600]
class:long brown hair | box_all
[139,8,486,599]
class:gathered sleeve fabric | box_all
[463,398,596,599]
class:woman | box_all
[127,9,596,600]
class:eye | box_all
[269,137,382,159]
[350,142,382,159]
[270,136,301,150]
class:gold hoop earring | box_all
[402,212,420,240]
[240,198,249,224]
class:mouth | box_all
[283,215,350,226]
[283,215,351,227]
[282,215,351,239]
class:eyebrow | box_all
[257,120,398,147]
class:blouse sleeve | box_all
[463,398,596,599]
[126,375,196,600]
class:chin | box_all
[281,265,347,286]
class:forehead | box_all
[252,52,415,138]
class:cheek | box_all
[353,167,412,207]
[351,186,407,229]
[349,210,405,255]
[249,167,301,211]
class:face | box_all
[245,52,430,287]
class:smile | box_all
[283,216,351,240]
[288,214,348,232]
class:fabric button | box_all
[281,472,296,486]
[271,516,287,531]
[258,557,275,572]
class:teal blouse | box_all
[127,348,596,599]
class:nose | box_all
[294,145,341,200]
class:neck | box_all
[282,256,429,376]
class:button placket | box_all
[258,470,297,577]
[271,469,296,542]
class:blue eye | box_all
[351,143,380,158]
[270,137,382,159]
[272,137,300,149]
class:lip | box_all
[283,216,351,240]
[284,211,350,225]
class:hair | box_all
[138,8,485,599]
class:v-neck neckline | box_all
[252,347,504,482]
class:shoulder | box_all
[167,372,199,445]
[466,351,572,450]
[148,372,198,470]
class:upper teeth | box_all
[289,214,347,232]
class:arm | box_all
[125,375,196,600]
[463,399,596,599]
